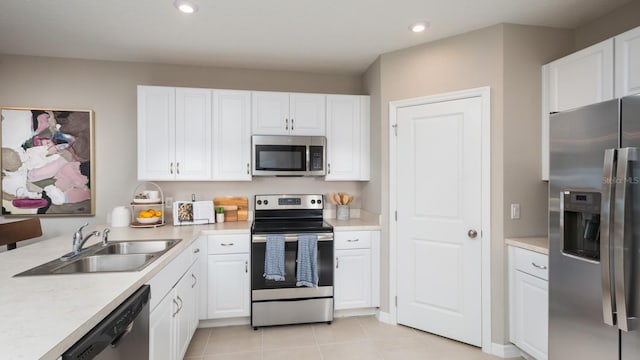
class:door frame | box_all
[388,86,492,352]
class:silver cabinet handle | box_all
[285,118,289,130]
[170,162,174,175]
[193,248,200,253]
[531,262,547,270]
[191,273,197,288]
[291,118,294,131]
[601,148,616,326]
[347,239,359,242]
[328,163,331,174]
[468,229,478,239]
[176,162,180,175]
[245,260,248,273]
[336,256,339,269]
[221,243,234,246]
[172,298,180,317]
[246,163,250,175]
[177,296,183,314]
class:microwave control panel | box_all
[309,146,324,171]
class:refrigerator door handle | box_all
[613,147,637,332]
[601,148,617,326]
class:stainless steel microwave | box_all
[252,135,326,176]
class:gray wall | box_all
[0,54,364,238]
[364,23,574,345]
[574,0,640,50]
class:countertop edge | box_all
[505,236,549,255]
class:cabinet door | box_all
[252,91,289,135]
[174,269,195,360]
[138,86,176,180]
[334,248,371,310]
[289,93,326,136]
[548,39,614,112]
[212,90,252,180]
[174,88,212,180]
[514,270,548,360]
[615,26,640,97]
[149,291,175,360]
[207,253,250,318]
[326,95,362,180]
[187,259,200,336]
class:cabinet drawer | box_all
[335,231,372,250]
[208,234,250,254]
[514,247,548,281]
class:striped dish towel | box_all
[296,234,318,287]
[263,234,285,281]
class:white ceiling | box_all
[0,0,631,75]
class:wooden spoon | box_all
[328,193,337,205]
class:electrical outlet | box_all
[165,197,173,209]
[510,203,520,220]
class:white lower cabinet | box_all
[334,230,380,310]
[149,240,202,360]
[207,234,251,319]
[509,246,549,360]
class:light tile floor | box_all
[184,316,523,360]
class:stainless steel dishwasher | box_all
[62,285,150,360]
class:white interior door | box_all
[396,96,482,346]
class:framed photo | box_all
[1,108,95,216]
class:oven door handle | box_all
[252,234,334,243]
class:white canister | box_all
[111,206,131,227]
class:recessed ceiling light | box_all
[409,21,429,33]
[174,0,198,14]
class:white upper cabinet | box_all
[138,86,212,181]
[212,90,252,181]
[548,39,614,112]
[252,91,325,136]
[325,95,370,181]
[615,26,640,97]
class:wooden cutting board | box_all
[213,197,248,221]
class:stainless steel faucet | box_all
[69,222,100,255]
[102,228,110,246]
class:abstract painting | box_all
[1,108,95,216]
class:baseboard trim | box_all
[198,317,250,328]
[334,308,377,318]
[376,311,395,325]
[491,343,522,358]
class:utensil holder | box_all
[337,205,350,221]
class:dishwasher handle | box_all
[61,285,150,360]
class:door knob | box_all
[468,229,478,239]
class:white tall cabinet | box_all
[334,230,380,310]
[615,26,640,97]
[138,86,212,180]
[212,90,252,181]
[252,91,326,135]
[325,95,370,181]
[207,234,251,319]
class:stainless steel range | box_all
[251,194,334,329]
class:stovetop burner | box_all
[252,220,333,234]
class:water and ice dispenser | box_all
[561,190,601,261]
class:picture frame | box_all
[0,107,95,216]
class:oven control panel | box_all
[255,194,324,210]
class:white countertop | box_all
[325,217,381,231]
[505,236,549,255]
[0,222,250,360]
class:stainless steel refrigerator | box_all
[549,94,640,359]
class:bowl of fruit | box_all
[136,209,163,224]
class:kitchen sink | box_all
[93,240,179,255]
[14,239,181,276]
[52,254,155,274]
